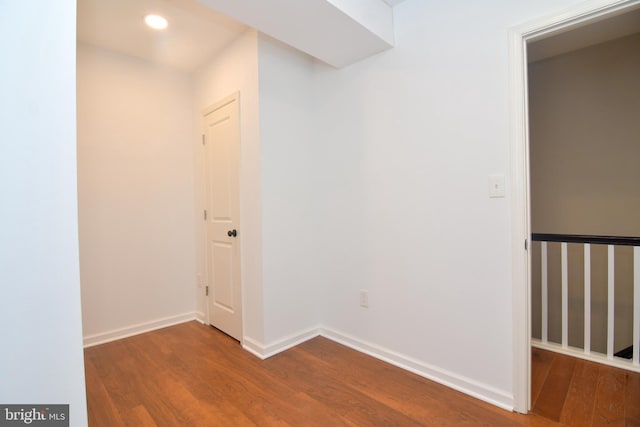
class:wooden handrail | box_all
[532,233,640,247]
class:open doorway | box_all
[527,13,640,424]
[509,0,640,416]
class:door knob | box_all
[227,229,237,238]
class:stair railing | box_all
[531,233,640,371]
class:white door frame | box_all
[509,0,640,413]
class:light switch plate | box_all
[488,174,505,198]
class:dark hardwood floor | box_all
[85,321,558,426]
[531,347,640,426]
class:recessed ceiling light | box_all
[144,14,168,30]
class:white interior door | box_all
[203,94,242,340]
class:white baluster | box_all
[562,242,568,348]
[634,246,639,366]
[607,245,614,359]
[584,244,591,355]
[542,242,548,344]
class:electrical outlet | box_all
[360,290,369,308]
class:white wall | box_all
[0,1,88,424]
[529,33,640,237]
[188,0,597,408]
[193,30,264,343]
[77,43,197,341]
[310,0,580,408]
[1,0,607,416]
[257,35,322,343]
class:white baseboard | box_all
[84,317,515,411]
[241,337,265,359]
[242,326,321,359]
[83,312,197,347]
[195,311,206,324]
[532,339,640,373]
[239,324,513,411]
[319,327,515,411]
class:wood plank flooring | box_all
[85,321,558,426]
[531,347,640,426]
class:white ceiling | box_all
[198,0,394,67]
[77,0,248,71]
[528,6,640,62]
[78,0,405,71]
[81,0,639,71]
